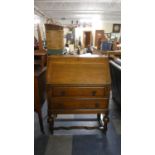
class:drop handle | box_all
[92,91,96,96]
[60,91,65,96]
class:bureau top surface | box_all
[46,55,111,85]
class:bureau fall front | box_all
[46,55,111,134]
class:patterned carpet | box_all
[34,96,121,155]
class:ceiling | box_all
[34,0,121,23]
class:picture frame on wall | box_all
[113,24,121,33]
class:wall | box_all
[59,19,121,47]
[74,21,121,47]
[34,16,121,47]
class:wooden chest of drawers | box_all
[46,55,111,133]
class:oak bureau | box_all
[46,55,111,134]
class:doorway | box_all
[83,31,92,48]
[95,30,104,49]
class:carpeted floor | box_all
[34,94,121,155]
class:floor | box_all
[34,93,121,155]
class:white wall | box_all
[34,16,121,47]
[58,19,121,47]
[74,21,121,47]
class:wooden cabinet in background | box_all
[34,67,46,133]
[34,51,47,70]
[45,24,64,55]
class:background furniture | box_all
[109,58,121,106]
[45,24,64,55]
[34,23,47,134]
[100,41,112,51]
[46,55,111,134]
[34,67,46,134]
[34,51,47,70]
[107,50,121,58]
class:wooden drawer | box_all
[52,87,110,97]
[49,98,108,109]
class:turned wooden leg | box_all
[97,113,101,122]
[38,112,45,134]
[103,111,109,133]
[97,113,106,131]
[97,113,103,129]
[48,113,54,134]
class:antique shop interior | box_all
[34,0,121,155]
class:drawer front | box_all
[52,87,110,97]
[50,98,108,109]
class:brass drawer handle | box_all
[60,91,65,96]
[92,91,96,96]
